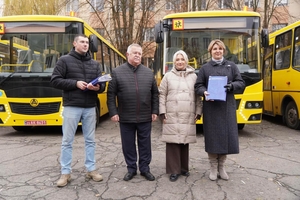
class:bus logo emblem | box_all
[30,99,39,107]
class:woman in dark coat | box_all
[194,39,245,181]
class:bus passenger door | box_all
[263,55,273,115]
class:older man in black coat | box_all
[107,43,159,181]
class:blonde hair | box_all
[173,50,189,64]
[207,39,226,54]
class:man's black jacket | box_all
[50,48,105,108]
[107,62,159,123]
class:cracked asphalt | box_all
[0,115,299,200]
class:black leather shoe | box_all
[169,174,179,182]
[181,171,190,176]
[141,171,155,181]
[123,172,137,181]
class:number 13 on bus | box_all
[153,11,269,130]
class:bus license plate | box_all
[24,120,47,125]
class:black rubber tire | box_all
[284,101,300,130]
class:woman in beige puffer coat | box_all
[159,50,202,182]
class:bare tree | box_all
[3,0,64,15]
[86,0,166,59]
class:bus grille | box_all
[9,102,61,115]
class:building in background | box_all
[0,0,299,66]
[63,0,300,66]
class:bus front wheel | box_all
[285,101,300,130]
[238,124,245,130]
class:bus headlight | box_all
[248,114,261,121]
[246,102,253,108]
[0,105,5,112]
[245,101,262,109]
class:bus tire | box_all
[12,126,33,132]
[238,124,245,130]
[285,101,300,130]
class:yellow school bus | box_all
[153,10,269,129]
[0,15,125,132]
[263,20,300,130]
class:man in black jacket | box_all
[107,43,159,181]
[51,34,105,187]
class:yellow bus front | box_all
[153,11,263,129]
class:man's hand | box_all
[152,114,157,122]
[87,83,100,91]
[77,81,88,90]
[111,114,119,122]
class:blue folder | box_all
[207,76,228,101]
[89,74,112,85]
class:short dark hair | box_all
[74,34,88,42]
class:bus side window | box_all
[275,50,290,69]
[275,30,292,70]
[294,27,300,68]
[45,54,57,69]
[294,45,300,66]
[281,49,290,69]
[275,51,283,69]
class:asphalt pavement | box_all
[0,115,299,200]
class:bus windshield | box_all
[0,21,83,74]
[163,16,261,85]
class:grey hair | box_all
[127,43,142,53]
[173,50,189,64]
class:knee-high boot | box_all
[218,154,229,180]
[208,153,218,181]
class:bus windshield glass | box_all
[163,16,260,84]
[0,21,83,74]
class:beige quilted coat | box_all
[159,65,202,144]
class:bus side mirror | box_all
[155,21,164,43]
[89,35,98,52]
[261,29,269,48]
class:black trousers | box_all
[166,143,189,174]
[119,122,152,173]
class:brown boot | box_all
[86,170,103,182]
[218,154,229,180]
[208,153,218,181]
[57,174,71,187]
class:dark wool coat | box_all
[107,62,159,123]
[50,48,105,108]
[194,59,245,154]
